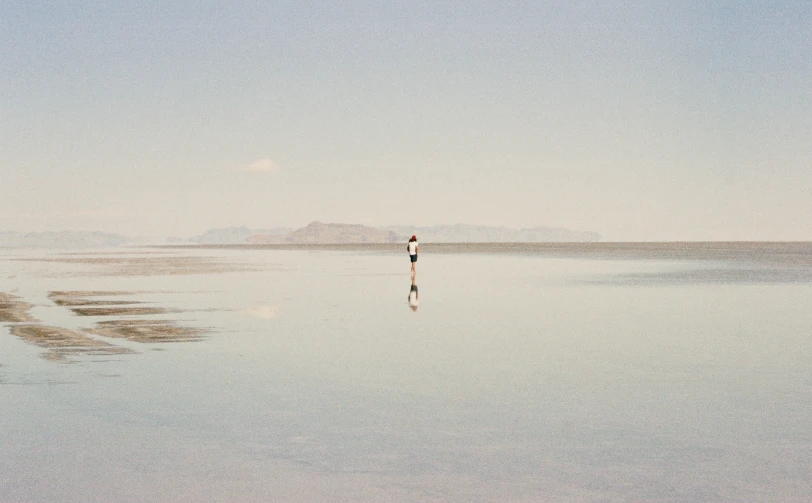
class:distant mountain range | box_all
[249,221,400,244]
[0,222,600,248]
[384,224,600,243]
[248,222,599,244]
[0,231,130,248]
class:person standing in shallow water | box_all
[407,235,418,273]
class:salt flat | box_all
[1,244,810,502]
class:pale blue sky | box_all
[2,1,810,240]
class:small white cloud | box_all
[242,305,278,319]
[235,158,279,173]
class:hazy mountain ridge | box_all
[0,231,130,248]
[384,224,600,243]
[248,222,599,244]
[188,226,292,244]
[1,222,600,248]
[249,221,400,244]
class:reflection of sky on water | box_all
[1,247,811,502]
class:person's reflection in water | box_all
[408,271,419,311]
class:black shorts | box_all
[410,254,418,263]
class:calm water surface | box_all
[1,244,811,502]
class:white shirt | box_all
[408,241,418,255]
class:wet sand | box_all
[50,290,140,298]
[1,289,207,362]
[49,290,177,318]
[45,290,171,316]
[0,292,37,322]
[9,324,135,362]
[70,306,173,316]
[87,319,204,343]
[49,290,142,307]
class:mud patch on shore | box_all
[54,299,139,307]
[49,290,141,307]
[49,296,140,308]
[48,291,172,316]
[9,325,135,363]
[50,290,139,299]
[50,290,208,343]
[87,319,205,343]
[4,290,212,363]
[0,293,38,322]
[70,306,173,317]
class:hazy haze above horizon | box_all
[2,1,810,241]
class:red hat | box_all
[411,235,417,240]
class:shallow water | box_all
[1,244,811,502]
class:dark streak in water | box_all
[52,298,141,307]
[70,306,172,316]
[50,290,139,297]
